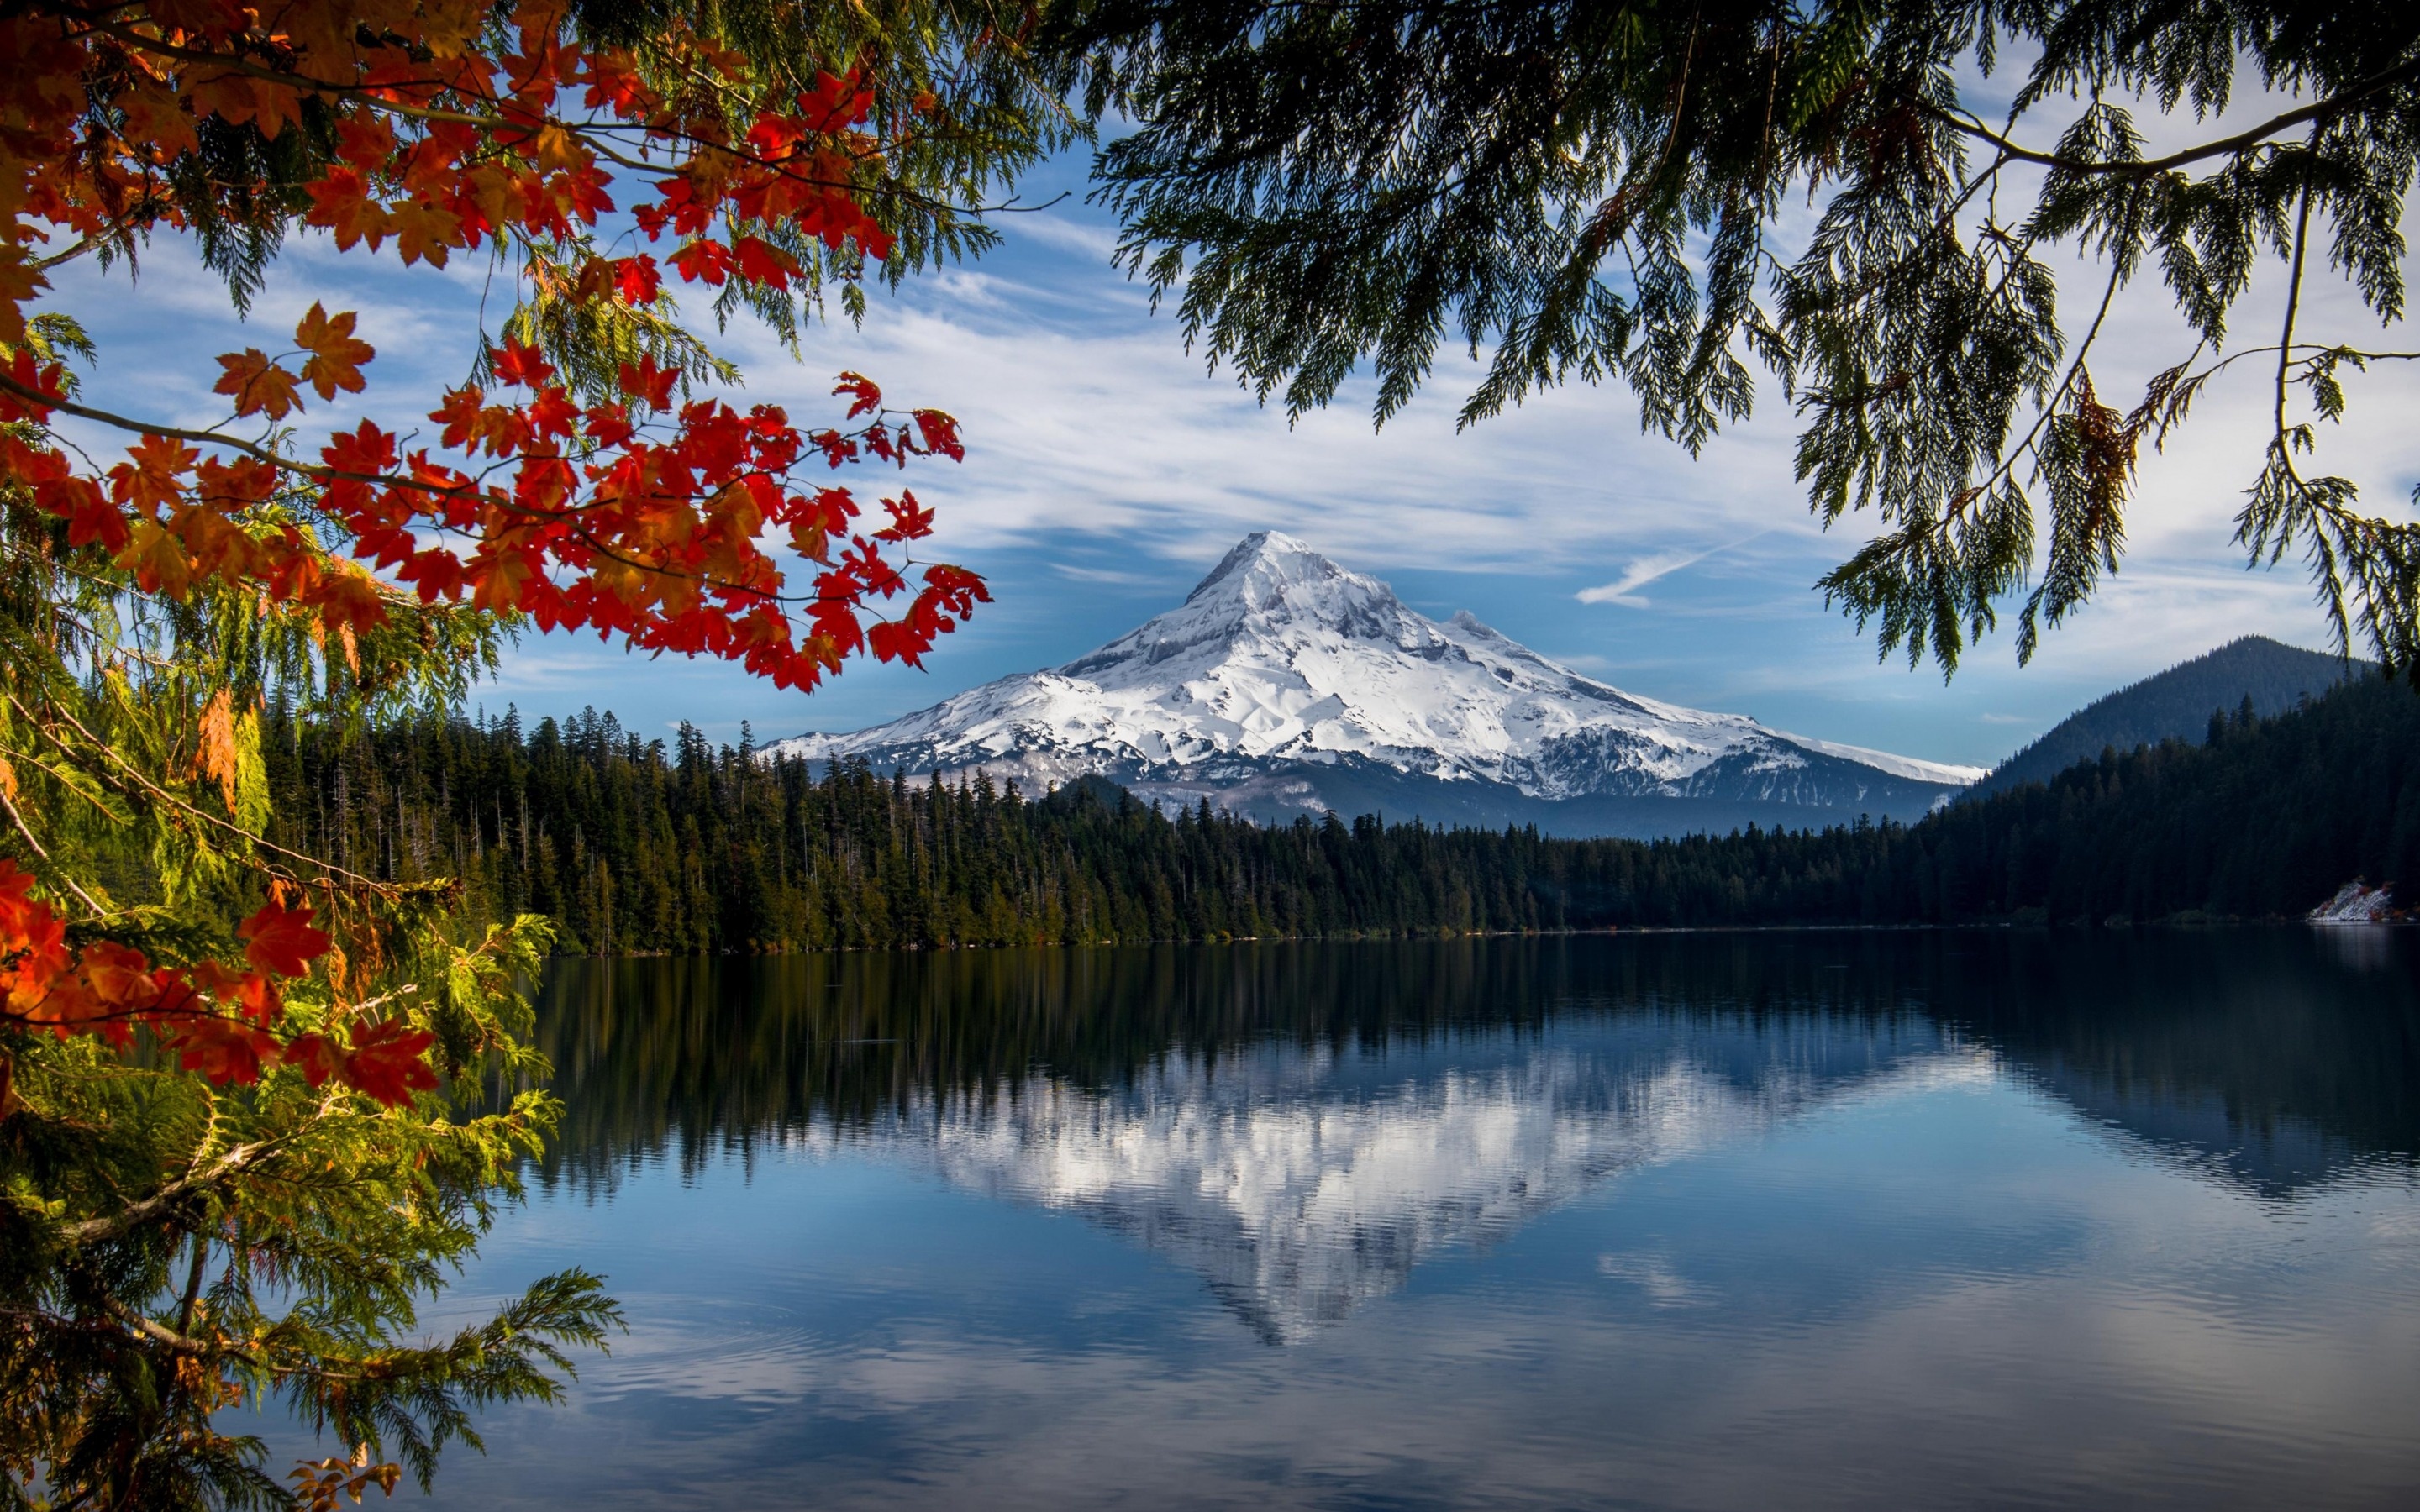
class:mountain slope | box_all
[1969,636,2367,799]
[769,533,1979,837]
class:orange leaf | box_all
[305,168,392,251]
[303,568,390,637]
[196,688,240,811]
[109,433,198,515]
[468,548,537,611]
[529,122,584,171]
[294,302,374,400]
[228,970,281,1025]
[214,349,304,419]
[76,941,161,1012]
[0,248,50,344]
[118,76,203,160]
[120,517,195,598]
[391,198,464,267]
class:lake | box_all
[397,930,2420,1509]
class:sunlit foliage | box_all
[0,1,1061,1504]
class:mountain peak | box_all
[770,535,1981,837]
[1185,530,1346,604]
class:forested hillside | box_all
[260,677,2420,952]
[1968,637,2366,798]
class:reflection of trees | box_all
[520,932,2420,1200]
[1928,933,2420,1195]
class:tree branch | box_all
[1923,55,2420,178]
[0,771,107,914]
[57,1138,276,1247]
[2275,171,2317,470]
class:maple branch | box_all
[61,13,990,217]
[0,369,466,501]
[0,369,954,630]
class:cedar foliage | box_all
[280,676,2420,948]
[1047,2,2420,675]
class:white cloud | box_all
[1577,533,1770,606]
[1003,212,1124,262]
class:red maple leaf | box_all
[832,372,882,418]
[491,337,555,388]
[618,357,676,409]
[239,900,332,978]
[669,237,732,286]
[341,1019,439,1105]
[171,1018,274,1086]
[76,940,161,1011]
[281,1031,344,1088]
[613,254,661,304]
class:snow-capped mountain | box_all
[769,532,1982,837]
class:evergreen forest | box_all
[254,675,2420,953]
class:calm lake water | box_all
[397,931,2420,1509]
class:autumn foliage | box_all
[0,860,436,1102]
[1,3,1056,1500]
[0,0,1002,1109]
[1,0,987,695]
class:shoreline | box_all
[547,914,2411,959]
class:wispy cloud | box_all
[1576,534,1768,606]
[1051,561,1165,586]
[1005,213,1124,262]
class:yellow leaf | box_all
[468,549,534,611]
[530,123,583,171]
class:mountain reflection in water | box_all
[417,930,2420,1510]
[530,929,2417,1210]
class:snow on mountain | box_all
[768,532,1983,836]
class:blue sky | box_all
[50,133,2417,770]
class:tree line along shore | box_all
[251,677,2420,955]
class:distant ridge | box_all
[1969,636,2367,799]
